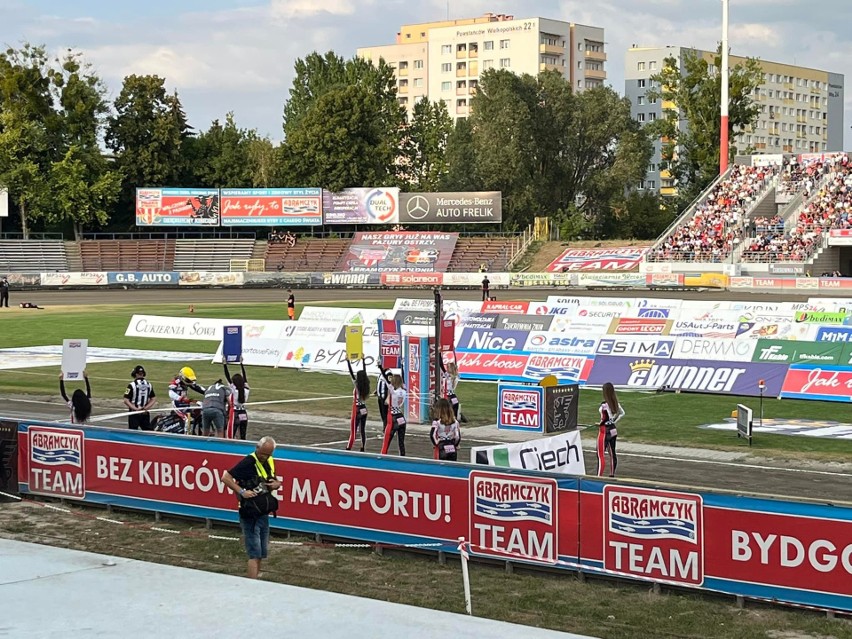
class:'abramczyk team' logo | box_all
[469,471,558,564]
[28,426,86,499]
[604,485,704,586]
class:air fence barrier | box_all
[7,418,852,615]
[4,270,852,292]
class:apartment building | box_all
[625,46,845,197]
[357,13,606,121]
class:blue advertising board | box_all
[497,384,545,432]
[107,272,180,285]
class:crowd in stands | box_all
[269,230,297,247]
[776,155,837,199]
[742,154,851,262]
[649,164,778,262]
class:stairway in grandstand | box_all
[265,238,352,272]
[0,240,69,272]
[172,239,255,271]
[79,239,176,272]
[446,237,515,272]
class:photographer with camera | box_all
[222,436,281,579]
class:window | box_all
[484,41,494,50]
[398,97,408,105]
[442,45,452,55]
[637,113,645,122]
[638,79,646,88]
[649,61,657,70]
[649,95,657,104]
[638,181,645,190]
[399,61,408,70]
[483,59,494,70]
[500,39,510,49]
[577,61,583,69]
[649,112,656,121]
[441,63,451,73]
[638,61,646,71]
[414,60,423,69]
[637,96,644,105]
[399,79,408,88]
[457,44,466,53]
[649,180,656,189]
[649,163,657,172]
[456,62,466,71]
[441,81,451,91]
[500,58,511,68]
[413,78,423,88]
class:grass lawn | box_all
[2,301,851,461]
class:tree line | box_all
[0,44,762,239]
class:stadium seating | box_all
[265,238,352,272]
[741,154,851,263]
[648,163,779,262]
[0,240,68,272]
[172,239,255,271]
[447,237,515,272]
[79,240,176,271]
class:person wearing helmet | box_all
[124,365,157,430]
[169,366,205,434]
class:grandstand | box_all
[446,237,515,272]
[79,240,176,272]
[172,239,255,271]
[265,238,351,272]
[0,240,68,272]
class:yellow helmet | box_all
[179,366,197,382]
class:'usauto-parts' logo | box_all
[365,189,397,223]
[28,426,86,498]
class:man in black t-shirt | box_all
[222,436,281,579]
[0,277,9,308]
[481,275,490,302]
[287,289,295,320]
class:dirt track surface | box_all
[4,286,849,506]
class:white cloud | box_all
[269,0,360,18]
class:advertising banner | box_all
[381,272,444,287]
[457,328,527,352]
[482,300,530,314]
[399,192,502,224]
[405,335,433,424]
[0,419,17,500]
[828,229,852,246]
[276,338,378,373]
[586,356,787,397]
[547,247,649,272]
[5,273,40,286]
[523,356,592,384]
[780,365,852,401]
[341,232,458,273]
[322,188,399,225]
[794,311,851,325]
[220,188,322,226]
[607,318,672,335]
[378,319,402,369]
[576,272,647,287]
[212,338,285,368]
[544,384,580,433]
[455,351,530,381]
[523,333,598,356]
[673,338,757,363]
[440,320,455,353]
[497,384,545,432]
[178,272,244,287]
[107,272,180,286]
[41,272,108,286]
[345,325,364,361]
[13,422,852,613]
[135,188,220,226]
[815,326,852,343]
[751,340,843,366]
[596,337,675,359]
[316,272,382,286]
[472,430,585,475]
[125,315,290,341]
[495,314,554,332]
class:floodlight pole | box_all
[720,0,730,174]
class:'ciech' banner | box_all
[14,421,852,613]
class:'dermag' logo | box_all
[604,485,704,586]
[28,426,86,499]
[469,471,558,564]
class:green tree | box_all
[609,191,674,240]
[0,45,55,237]
[470,70,651,231]
[187,112,253,187]
[440,117,478,192]
[106,74,190,222]
[281,51,405,188]
[401,98,453,191]
[648,48,763,206]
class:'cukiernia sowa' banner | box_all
[135,188,220,226]
[220,188,322,226]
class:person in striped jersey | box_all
[124,365,157,430]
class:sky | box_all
[2,0,850,147]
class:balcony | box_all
[398,85,408,94]
[456,87,467,96]
[585,49,607,62]
[468,49,478,58]
[660,169,672,179]
[539,62,562,73]
[662,100,676,110]
[540,43,565,56]
[456,50,467,59]
[398,67,408,77]
[585,68,606,80]
[660,186,677,197]
[456,105,469,116]
[456,69,467,77]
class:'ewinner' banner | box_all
[471,430,585,475]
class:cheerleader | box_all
[224,357,250,440]
[381,373,407,456]
[430,398,461,461]
[597,382,625,477]
[346,359,370,452]
[59,371,92,424]
[376,365,392,427]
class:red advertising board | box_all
[481,300,530,314]
[547,247,649,272]
[14,422,852,613]
[378,319,401,369]
[440,319,455,353]
[455,352,530,379]
[780,366,852,401]
[343,232,458,273]
[381,272,444,287]
[135,188,220,226]
[220,188,322,226]
[608,318,671,335]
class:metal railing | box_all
[505,223,535,270]
[0,233,64,240]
